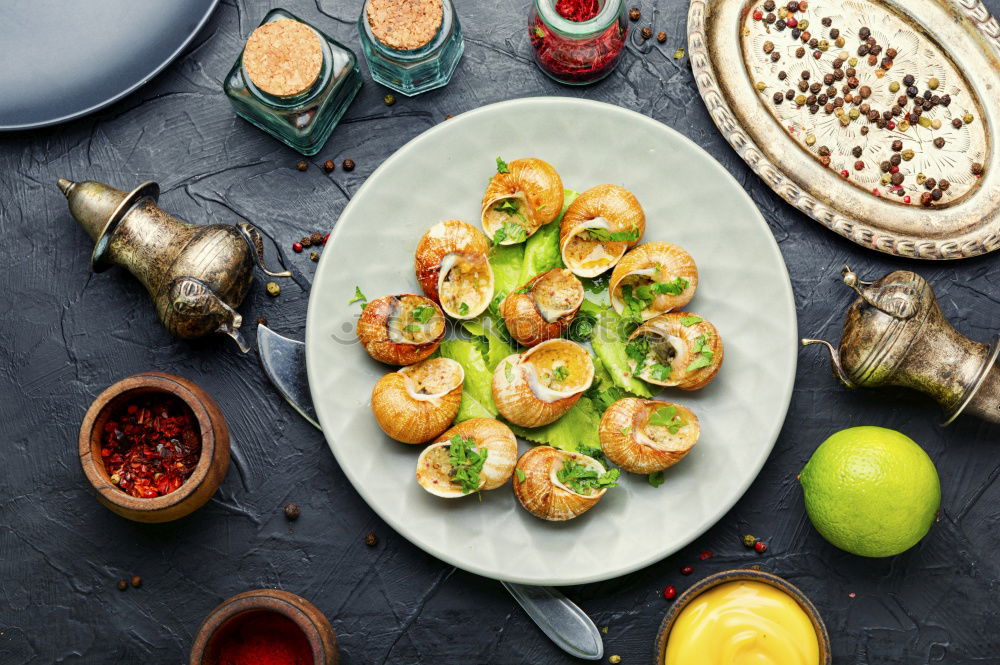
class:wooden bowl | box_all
[654,569,831,665]
[78,372,230,523]
[189,589,339,665]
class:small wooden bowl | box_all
[189,589,339,665]
[78,372,230,523]
[654,569,832,665]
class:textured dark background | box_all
[1,1,999,663]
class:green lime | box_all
[799,426,940,558]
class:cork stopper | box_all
[367,0,444,51]
[243,19,323,97]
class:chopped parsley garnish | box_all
[648,471,665,488]
[686,334,715,372]
[494,199,520,215]
[448,435,488,494]
[620,278,690,322]
[348,286,367,309]
[551,365,570,382]
[648,406,685,434]
[584,370,624,413]
[496,156,509,174]
[556,461,620,496]
[649,363,673,381]
[625,336,650,366]
[412,305,435,323]
[403,324,421,333]
[586,227,640,243]
[458,302,469,316]
[576,445,609,467]
[493,220,527,245]
[680,316,703,327]
[516,468,526,483]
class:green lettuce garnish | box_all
[582,300,654,397]
[439,340,497,420]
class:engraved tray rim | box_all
[688,0,1000,260]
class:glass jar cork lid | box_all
[243,19,323,97]
[366,0,443,51]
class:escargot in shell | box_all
[481,158,564,245]
[492,339,594,428]
[414,220,494,320]
[513,446,619,521]
[609,242,697,321]
[415,418,519,498]
[559,184,645,278]
[370,357,464,444]
[356,294,446,365]
[599,398,699,474]
[499,269,584,347]
[626,313,723,390]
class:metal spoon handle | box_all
[256,326,604,661]
[501,581,604,661]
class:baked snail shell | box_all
[414,220,494,319]
[499,269,584,347]
[627,313,723,390]
[370,357,465,444]
[492,339,595,427]
[415,418,519,498]
[513,446,610,521]
[598,398,699,474]
[481,158,564,245]
[609,242,698,321]
[559,184,645,278]
[356,294,446,365]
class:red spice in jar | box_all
[100,394,201,498]
[556,0,601,21]
[212,611,313,665]
[530,4,627,84]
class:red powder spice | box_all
[555,0,601,21]
[214,611,313,665]
[100,394,201,498]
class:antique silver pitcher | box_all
[58,178,291,352]
[803,266,999,425]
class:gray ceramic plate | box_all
[0,0,218,130]
[305,98,797,585]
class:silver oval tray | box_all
[688,0,1000,259]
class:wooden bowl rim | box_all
[653,568,832,665]
[189,589,335,665]
[78,372,223,513]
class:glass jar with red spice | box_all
[529,0,628,85]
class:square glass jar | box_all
[224,8,362,156]
[358,0,464,96]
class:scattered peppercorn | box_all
[934,137,945,149]
[117,579,128,591]
[383,93,396,106]
[963,113,974,124]
[640,26,653,40]
[284,503,301,520]
[920,192,933,206]
[656,31,667,43]
[310,232,323,245]
[698,551,714,561]
[773,92,783,104]
[939,179,950,191]
[764,0,776,10]
[796,46,805,58]
[859,26,871,39]
[131,575,142,588]
[925,177,937,190]
[296,160,308,172]
[628,7,640,20]
[778,70,787,80]
[257,316,268,326]
[323,159,335,173]
[342,158,356,171]
[663,584,678,600]
[754,540,768,553]
[365,530,379,547]
[292,241,303,253]
[971,163,983,176]
[931,188,943,201]
[852,146,862,158]
[763,41,774,54]
[609,656,622,665]
[310,251,319,262]
[821,16,832,27]
[680,565,694,575]
[301,236,312,248]
[266,282,281,297]
[890,153,901,166]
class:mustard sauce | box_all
[664,580,820,665]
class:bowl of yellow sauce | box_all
[655,569,831,665]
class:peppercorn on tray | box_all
[689,0,1000,259]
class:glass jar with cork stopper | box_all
[358,0,465,96]
[224,8,362,156]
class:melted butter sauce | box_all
[665,581,820,665]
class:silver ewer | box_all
[58,178,291,352]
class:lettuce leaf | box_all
[508,395,602,452]
[489,243,524,299]
[462,318,517,371]
[439,340,498,420]
[583,299,654,398]
[516,190,579,286]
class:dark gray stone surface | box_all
[1,1,998,663]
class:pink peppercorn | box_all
[292,242,303,253]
